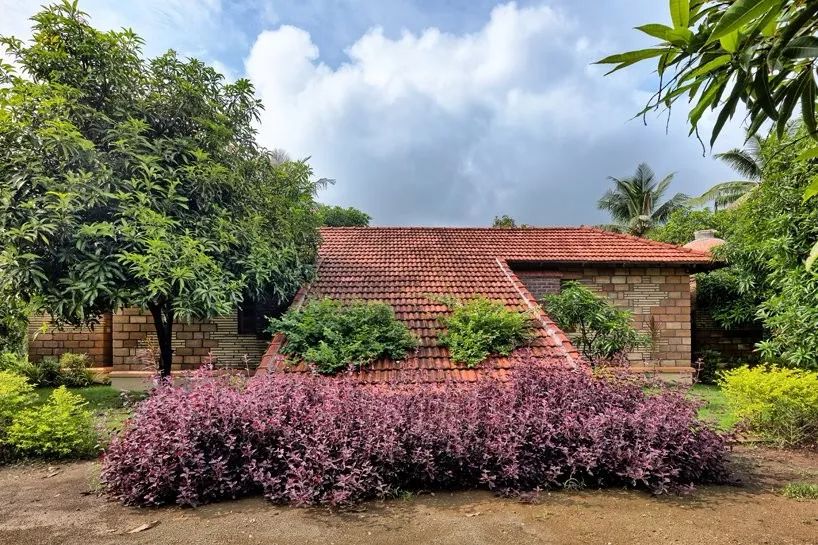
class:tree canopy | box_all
[0,1,324,375]
[317,205,371,227]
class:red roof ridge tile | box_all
[575,226,716,259]
[494,258,581,368]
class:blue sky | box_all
[1,1,744,227]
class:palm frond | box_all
[715,148,761,180]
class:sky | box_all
[0,0,746,227]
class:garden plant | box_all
[101,360,729,507]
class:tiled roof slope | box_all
[261,227,715,383]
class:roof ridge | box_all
[582,226,713,258]
[319,225,600,230]
[494,258,581,368]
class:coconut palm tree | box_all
[597,163,687,236]
[693,135,763,211]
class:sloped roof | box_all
[260,227,715,383]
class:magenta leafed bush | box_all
[101,360,729,507]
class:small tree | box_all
[0,2,323,376]
[317,205,371,227]
[543,281,649,363]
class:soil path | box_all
[0,446,816,545]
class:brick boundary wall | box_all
[27,314,112,366]
[516,266,692,367]
[112,309,270,372]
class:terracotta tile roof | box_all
[260,227,715,383]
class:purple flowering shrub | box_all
[101,359,729,507]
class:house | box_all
[27,226,720,388]
[259,227,719,384]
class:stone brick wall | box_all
[27,313,112,366]
[516,266,692,367]
[112,309,269,372]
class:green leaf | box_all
[689,76,726,129]
[797,145,818,161]
[782,36,818,59]
[720,31,740,53]
[682,54,733,82]
[803,75,817,135]
[753,63,778,120]
[777,76,805,138]
[596,48,669,65]
[636,23,676,41]
[806,240,818,271]
[669,0,690,29]
[804,175,818,202]
[708,0,780,43]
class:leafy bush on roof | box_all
[437,296,536,367]
[268,298,417,374]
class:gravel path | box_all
[0,446,816,545]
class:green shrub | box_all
[269,298,417,374]
[0,371,35,426]
[720,366,818,447]
[543,281,649,363]
[7,356,61,387]
[5,386,97,458]
[0,371,36,461]
[58,353,93,387]
[437,296,535,367]
[0,295,30,354]
[781,482,818,500]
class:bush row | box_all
[721,365,818,447]
[0,352,95,387]
[101,360,729,507]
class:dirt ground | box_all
[0,446,816,545]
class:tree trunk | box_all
[148,302,175,377]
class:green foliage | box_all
[0,354,60,386]
[58,352,92,387]
[711,130,818,367]
[720,366,818,446]
[597,1,818,148]
[646,207,725,245]
[5,385,97,458]
[0,371,35,428]
[269,298,417,374]
[317,205,371,227]
[781,482,818,500]
[598,163,687,235]
[492,215,527,228]
[543,281,649,362]
[0,2,323,375]
[437,296,535,367]
[0,295,30,354]
[597,0,818,261]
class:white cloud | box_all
[246,2,743,226]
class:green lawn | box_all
[690,383,737,430]
[34,385,124,411]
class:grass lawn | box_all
[689,383,738,430]
[34,385,124,411]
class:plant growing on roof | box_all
[0,2,323,376]
[542,281,649,363]
[268,298,417,374]
[436,296,536,367]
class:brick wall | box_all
[516,266,692,367]
[27,313,112,366]
[112,309,270,372]
[690,279,762,362]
